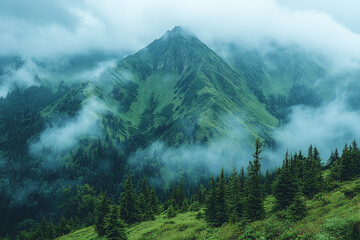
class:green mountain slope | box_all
[42,26,278,148]
[224,44,331,120]
[58,178,360,240]
[105,27,277,145]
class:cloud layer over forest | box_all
[1,0,360,62]
[1,0,360,169]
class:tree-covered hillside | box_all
[15,139,360,240]
[1,27,359,240]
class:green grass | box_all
[59,179,360,240]
[128,212,208,240]
[57,226,105,240]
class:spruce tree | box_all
[177,181,186,209]
[139,177,152,221]
[205,176,217,225]
[166,200,177,218]
[227,168,243,223]
[48,219,56,239]
[273,152,299,209]
[94,194,110,236]
[351,139,360,176]
[215,168,227,226]
[239,166,246,192]
[297,151,305,180]
[150,186,159,215]
[245,139,265,221]
[120,175,140,224]
[302,145,322,198]
[181,198,189,213]
[105,205,127,240]
[40,217,48,240]
[197,184,206,205]
[327,148,340,169]
[264,169,272,195]
[348,139,360,178]
[57,216,72,236]
[287,192,307,221]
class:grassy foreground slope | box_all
[58,179,360,240]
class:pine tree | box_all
[351,139,360,176]
[264,169,272,195]
[48,219,56,239]
[197,184,206,205]
[227,168,243,223]
[150,186,159,215]
[40,217,48,240]
[120,175,140,224]
[348,139,360,178]
[302,145,322,198]
[287,192,307,221]
[273,151,299,209]
[94,194,110,236]
[181,198,189,213]
[166,200,177,218]
[327,148,340,169]
[245,139,265,221]
[177,181,186,209]
[105,205,127,240]
[57,216,72,236]
[205,176,217,225]
[215,168,227,226]
[297,151,305,180]
[139,177,152,221]
[239,166,246,192]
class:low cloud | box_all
[77,59,117,81]
[269,99,360,162]
[30,97,109,166]
[0,58,40,97]
[127,122,256,186]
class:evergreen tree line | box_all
[15,216,75,240]
[203,139,360,226]
[13,139,360,239]
[16,176,159,240]
[94,176,160,240]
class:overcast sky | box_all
[0,0,359,59]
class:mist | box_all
[128,119,263,186]
[30,97,109,167]
[0,58,40,97]
[1,0,360,62]
[1,0,359,177]
[266,99,360,164]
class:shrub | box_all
[238,226,263,240]
[342,185,360,199]
[322,217,359,240]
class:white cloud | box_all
[0,58,40,97]
[0,0,359,61]
[276,0,360,34]
[30,97,108,163]
[271,99,360,160]
[77,59,117,81]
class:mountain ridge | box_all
[100,26,278,146]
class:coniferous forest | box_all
[1,2,360,239]
[8,137,360,240]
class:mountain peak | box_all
[161,26,195,41]
[169,26,190,35]
[125,26,208,74]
